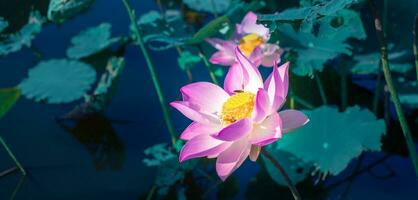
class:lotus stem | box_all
[368,0,418,177]
[198,50,220,85]
[122,0,177,147]
[10,175,26,200]
[261,148,302,200]
[0,136,26,176]
[291,93,315,110]
[314,72,327,105]
[413,15,418,85]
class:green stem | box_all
[314,72,327,105]
[0,136,26,176]
[10,175,26,200]
[198,51,219,85]
[368,0,418,177]
[413,15,418,85]
[291,93,315,110]
[261,148,302,200]
[122,0,177,147]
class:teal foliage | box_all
[187,16,230,45]
[19,59,96,104]
[258,0,359,22]
[143,143,177,167]
[397,79,418,109]
[143,143,197,196]
[47,0,95,23]
[183,0,231,14]
[0,10,44,56]
[135,10,192,51]
[277,9,366,76]
[177,51,202,71]
[0,88,20,119]
[263,147,313,186]
[66,23,120,59]
[351,50,413,74]
[277,106,386,175]
[63,57,125,118]
[0,17,8,33]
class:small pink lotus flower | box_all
[206,12,284,68]
[170,48,309,181]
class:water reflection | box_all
[57,114,126,171]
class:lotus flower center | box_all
[238,33,264,57]
[221,92,255,125]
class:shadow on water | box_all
[57,114,127,171]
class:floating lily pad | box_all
[0,88,20,119]
[67,23,120,59]
[19,59,96,104]
[278,106,386,175]
[183,0,231,14]
[0,10,44,56]
[47,0,95,23]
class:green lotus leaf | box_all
[0,10,44,56]
[277,106,386,175]
[187,16,230,45]
[47,0,95,23]
[183,0,231,14]
[66,23,120,59]
[0,88,20,119]
[19,59,96,104]
[277,9,366,76]
[258,0,358,22]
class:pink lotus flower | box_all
[170,48,309,181]
[206,12,284,68]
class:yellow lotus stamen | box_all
[238,33,264,57]
[221,92,255,125]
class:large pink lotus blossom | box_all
[206,12,284,68]
[170,48,309,181]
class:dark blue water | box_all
[0,0,417,199]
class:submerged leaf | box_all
[47,0,95,23]
[0,88,20,119]
[66,23,120,59]
[143,143,177,167]
[278,106,386,175]
[183,0,231,14]
[177,51,201,71]
[263,147,312,186]
[0,10,44,56]
[19,59,96,104]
